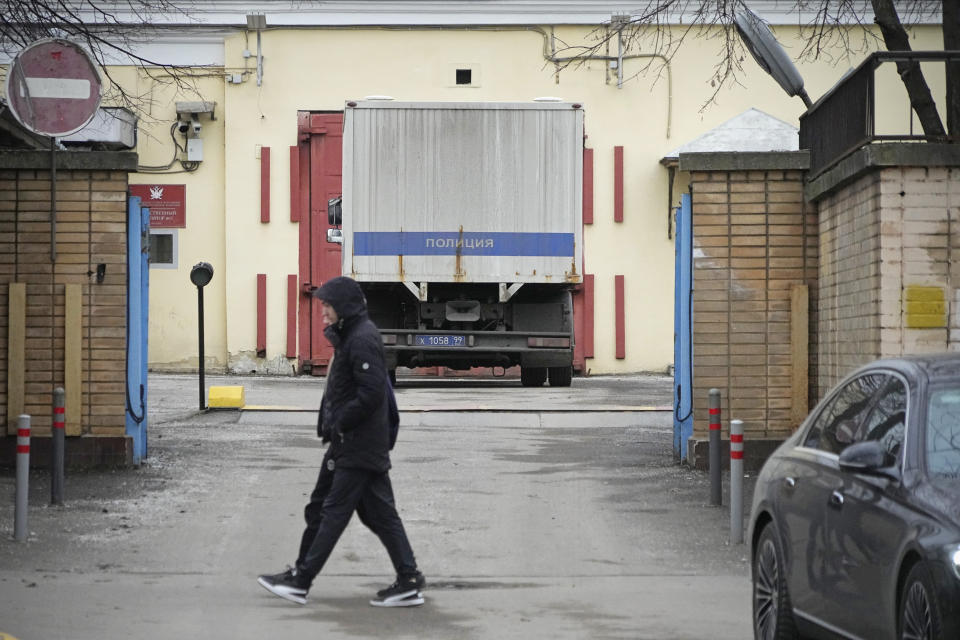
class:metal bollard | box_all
[15,414,30,542]
[730,418,744,544]
[709,388,722,506]
[51,387,65,506]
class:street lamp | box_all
[734,6,812,108]
[190,262,214,410]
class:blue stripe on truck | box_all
[354,232,575,256]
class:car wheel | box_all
[548,365,572,387]
[520,366,546,387]
[900,561,946,640]
[753,523,798,640]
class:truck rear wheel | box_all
[548,366,572,387]
[521,366,547,387]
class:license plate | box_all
[415,334,466,347]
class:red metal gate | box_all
[296,112,343,374]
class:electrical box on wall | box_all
[187,139,204,162]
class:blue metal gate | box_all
[126,196,149,464]
[673,193,693,461]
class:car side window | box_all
[803,374,888,455]
[926,388,960,478]
[803,395,838,450]
[862,377,907,462]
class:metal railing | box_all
[799,51,960,177]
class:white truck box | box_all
[342,101,583,285]
[333,100,583,386]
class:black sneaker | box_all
[257,566,309,605]
[370,572,426,607]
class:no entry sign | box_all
[4,38,103,137]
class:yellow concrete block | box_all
[208,386,245,408]
[904,286,944,302]
[905,300,945,315]
[904,285,946,328]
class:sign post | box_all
[5,39,103,427]
[5,38,103,262]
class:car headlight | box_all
[948,545,960,580]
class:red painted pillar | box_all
[583,148,594,225]
[584,274,595,358]
[286,275,297,358]
[257,274,267,357]
[260,146,271,223]
[289,146,300,222]
[613,146,624,223]
[615,274,625,359]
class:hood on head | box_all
[312,276,366,321]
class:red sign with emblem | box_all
[130,184,186,228]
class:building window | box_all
[456,68,472,85]
[149,230,178,269]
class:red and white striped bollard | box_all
[709,389,721,506]
[52,387,65,506]
[15,414,30,542]
[730,418,744,544]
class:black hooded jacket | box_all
[314,276,391,472]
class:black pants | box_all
[295,450,418,585]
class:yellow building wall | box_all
[135,22,943,375]
[128,71,228,372]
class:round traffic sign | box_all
[4,38,103,137]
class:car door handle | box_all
[829,490,844,507]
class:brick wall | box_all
[817,166,960,392]
[816,171,882,389]
[0,166,129,439]
[689,167,818,443]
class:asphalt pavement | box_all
[0,372,754,640]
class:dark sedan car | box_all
[749,354,960,640]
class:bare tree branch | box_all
[871,0,945,137]
[1,0,952,132]
[552,0,947,119]
[551,0,747,110]
[0,0,215,118]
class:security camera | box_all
[191,120,202,135]
[178,120,189,134]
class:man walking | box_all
[257,276,425,607]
